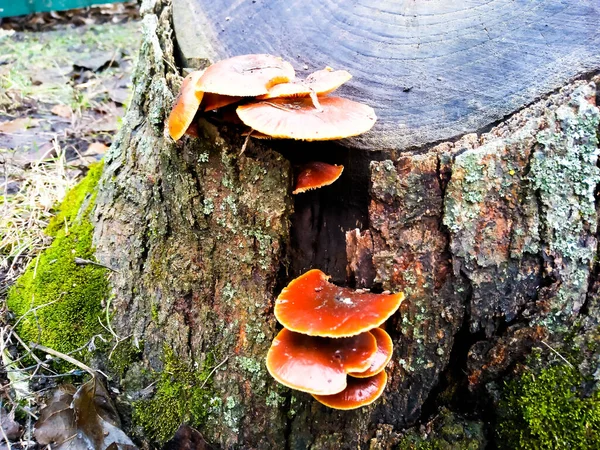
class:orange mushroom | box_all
[275,269,404,338]
[266,328,377,395]
[236,97,376,141]
[348,328,393,378]
[293,162,344,194]
[167,70,205,140]
[313,370,387,410]
[197,54,295,97]
[202,93,243,112]
[257,67,352,99]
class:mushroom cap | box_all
[236,97,377,141]
[293,162,344,194]
[266,328,377,395]
[348,328,393,378]
[257,67,352,99]
[197,54,295,97]
[312,370,388,410]
[202,93,243,111]
[275,269,404,338]
[167,71,205,140]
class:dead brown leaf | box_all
[162,425,209,450]
[85,142,109,155]
[51,104,73,119]
[0,118,40,133]
[34,378,136,450]
[0,407,22,441]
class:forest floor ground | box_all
[0,3,140,445]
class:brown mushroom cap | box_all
[275,269,404,338]
[266,328,377,395]
[236,97,377,141]
[348,328,393,378]
[167,71,205,140]
[293,162,344,194]
[202,93,243,111]
[313,370,387,410]
[197,54,295,97]
[257,67,352,100]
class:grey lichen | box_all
[530,83,600,324]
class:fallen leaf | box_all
[0,118,40,134]
[73,52,119,72]
[34,378,137,450]
[107,87,130,105]
[51,104,72,119]
[0,407,22,441]
[162,425,209,450]
[85,142,109,155]
[34,384,77,446]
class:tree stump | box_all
[90,0,600,447]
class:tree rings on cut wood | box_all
[174,0,600,149]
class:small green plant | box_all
[497,364,600,449]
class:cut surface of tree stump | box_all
[173,0,600,149]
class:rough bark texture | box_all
[92,0,600,448]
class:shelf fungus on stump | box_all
[274,269,404,338]
[266,328,377,395]
[312,370,388,410]
[197,53,295,97]
[267,269,403,410]
[293,162,344,195]
[236,97,377,141]
[166,54,377,144]
[348,327,393,378]
[167,70,205,141]
[257,67,352,99]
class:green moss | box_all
[6,162,108,357]
[46,162,104,236]
[109,340,143,379]
[497,364,600,449]
[132,347,216,443]
[397,408,486,450]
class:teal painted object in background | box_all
[0,0,127,18]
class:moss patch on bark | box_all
[132,347,217,443]
[6,162,108,357]
[497,363,600,449]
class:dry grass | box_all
[0,141,77,290]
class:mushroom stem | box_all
[309,90,323,112]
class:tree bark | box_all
[93,0,600,448]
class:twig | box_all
[29,343,96,377]
[240,132,252,156]
[200,355,229,389]
[541,340,574,369]
[10,331,49,370]
[74,257,117,271]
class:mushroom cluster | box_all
[266,269,403,409]
[167,54,377,194]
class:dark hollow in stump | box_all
[92,0,600,448]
